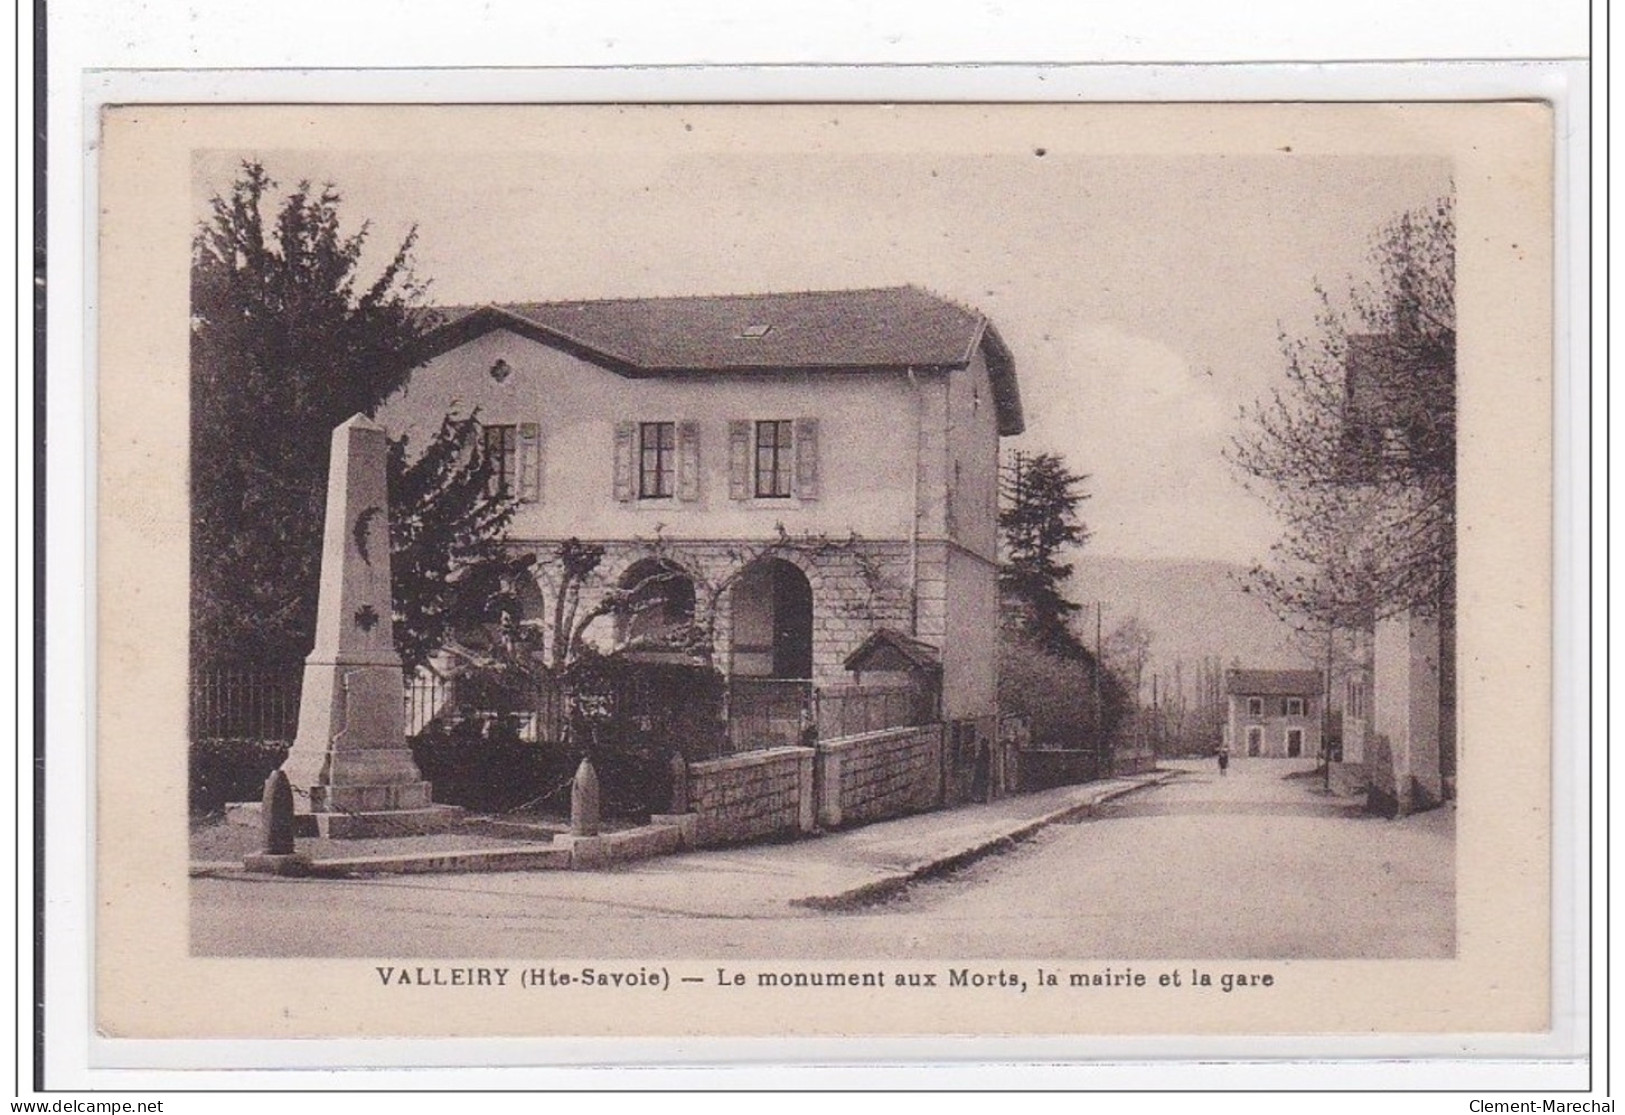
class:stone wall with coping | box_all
[814,724,943,829]
[688,746,815,847]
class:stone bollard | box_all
[262,769,296,855]
[571,756,601,837]
[243,768,311,875]
[668,750,689,814]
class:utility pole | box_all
[1094,600,1103,758]
[1174,658,1184,752]
[1006,450,1028,557]
[1151,672,1159,756]
[1323,620,1335,792]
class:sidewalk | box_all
[779,770,1179,907]
[193,768,1179,907]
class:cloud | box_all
[1016,323,1278,563]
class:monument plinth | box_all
[282,413,462,838]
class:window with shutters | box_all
[482,424,517,499]
[480,422,540,503]
[639,421,676,499]
[755,419,794,498]
[729,416,818,502]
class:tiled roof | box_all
[1225,669,1323,696]
[843,627,942,673]
[419,285,1024,435]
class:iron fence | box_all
[404,669,455,737]
[814,684,932,739]
[191,663,566,744]
[420,667,566,743]
[723,677,812,756]
[189,664,303,742]
[718,679,937,757]
[194,664,931,758]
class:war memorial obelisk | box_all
[282,414,461,837]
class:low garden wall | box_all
[1112,746,1157,777]
[814,724,943,829]
[1016,747,1103,792]
[688,746,816,847]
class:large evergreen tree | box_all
[191,162,511,670]
[998,450,1091,659]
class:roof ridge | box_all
[412,286,1022,434]
[484,283,940,311]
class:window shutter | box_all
[677,421,701,502]
[517,423,542,503]
[613,421,636,502]
[794,417,820,500]
[728,420,752,500]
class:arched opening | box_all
[427,560,553,742]
[616,558,698,653]
[449,558,545,656]
[726,558,815,751]
[510,574,546,637]
[730,558,813,681]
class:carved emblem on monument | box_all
[352,505,382,565]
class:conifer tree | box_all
[998,451,1091,659]
[191,162,512,670]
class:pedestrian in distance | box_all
[1216,742,1230,777]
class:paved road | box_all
[886,758,1454,959]
[192,758,1453,959]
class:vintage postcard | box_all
[93,101,1553,1046]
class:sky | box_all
[194,107,1450,566]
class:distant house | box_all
[374,285,1023,786]
[1224,669,1324,760]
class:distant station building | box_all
[1223,669,1324,760]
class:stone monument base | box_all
[306,767,435,813]
[305,803,465,839]
[281,743,460,837]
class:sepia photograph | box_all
[93,101,1553,1039]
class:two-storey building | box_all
[373,285,1023,760]
[1223,669,1324,760]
